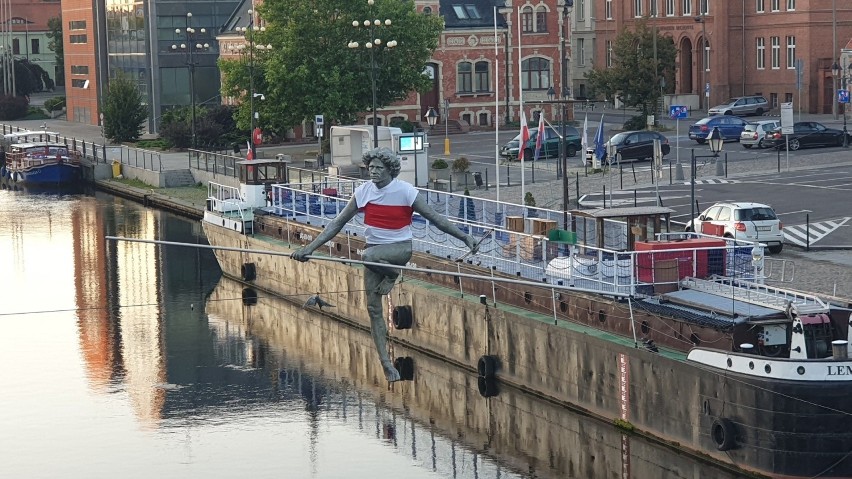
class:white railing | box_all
[207,182,252,222]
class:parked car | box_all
[740,120,780,149]
[708,95,769,116]
[685,201,784,254]
[597,130,671,163]
[500,125,581,161]
[763,121,851,150]
[688,116,750,144]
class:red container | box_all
[634,238,727,283]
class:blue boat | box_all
[3,141,82,185]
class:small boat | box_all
[2,141,82,185]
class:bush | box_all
[431,158,448,169]
[451,156,470,172]
[0,95,30,120]
[389,118,415,133]
[159,121,191,149]
[43,96,66,112]
[623,115,647,131]
[135,138,172,150]
[524,192,536,207]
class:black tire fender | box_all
[392,305,413,329]
[241,263,257,282]
[711,417,737,451]
[477,376,498,397]
[477,355,499,378]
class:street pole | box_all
[249,11,256,161]
[560,4,570,229]
[187,14,197,149]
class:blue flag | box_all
[594,115,607,164]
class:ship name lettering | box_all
[827,365,852,375]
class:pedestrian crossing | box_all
[680,179,741,185]
[783,217,851,247]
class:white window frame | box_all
[786,36,796,69]
[634,0,642,17]
[666,0,675,16]
[699,0,709,14]
[682,0,692,16]
[577,38,585,66]
[771,0,780,12]
[756,0,764,13]
[786,0,795,10]
[606,40,613,67]
[756,37,765,70]
[703,40,710,72]
[771,36,780,69]
[606,0,613,19]
[650,0,658,17]
[578,0,585,20]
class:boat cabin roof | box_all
[10,142,67,150]
[571,206,674,250]
[572,206,675,219]
[237,159,289,185]
[2,131,60,143]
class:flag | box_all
[252,127,263,145]
[594,115,607,164]
[517,111,530,162]
[533,111,545,161]
[580,114,589,165]
[246,140,253,161]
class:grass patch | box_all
[112,177,153,189]
[23,109,50,120]
[614,418,635,432]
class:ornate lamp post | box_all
[236,10,271,160]
[424,106,438,130]
[348,0,396,148]
[694,13,708,114]
[172,12,209,149]
[832,62,850,148]
[690,127,723,225]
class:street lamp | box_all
[690,126,723,227]
[236,10,271,161]
[424,107,438,129]
[348,0,396,148]
[832,61,850,148]
[694,14,708,114]
[172,12,209,149]
[559,0,573,229]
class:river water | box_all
[0,185,747,479]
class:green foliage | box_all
[623,115,647,131]
[389,117,414,132]
[102,71,148,142]
[431,158,448,169]
[451,156,470,173]
[0,95,29,120]
[613,418,635,432]
[585,19,676,116]
[159,110,192,149]
[221,0,444,134]
[159,105,243,149]
[0,59,55,96]
[47,17,65,86]
[24,107,49,120]
[135,138,172,150]
[524,192,536,207]
[43,96,66,112]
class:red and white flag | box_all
[246,140,253,161]
[533,111,545,161]
[517,110,530,162]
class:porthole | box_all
[764,364,772,374]
[559,301,568,313]
[524,292,532,304]
[641,321,649,334]
[749,361,754,370]
[797,366,805,375]
[598,310,606,323]
[726,358,733,367]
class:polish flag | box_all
[517,110,530,163]
[533,111,545,161]
[246,140,253,161]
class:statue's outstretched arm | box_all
[292,198,359,261]
[411,196,478,253]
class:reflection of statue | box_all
[293,147,477,382]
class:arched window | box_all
[535,6,547,32]
[521,57,550,90]
[522,6,533,32]
[422,6,432,15]
[457,61,472,93]
[474,61,489,92]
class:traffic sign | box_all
[669,105,688,119]
[780,102,794,134]
[315,114,324,126]
[705,82,710,97]
[839,90,850,104]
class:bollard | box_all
[832,340,849,360]
[575,172,580,202]
[675,159,685,182]
[602,185,606,208]
[715,154,725,176]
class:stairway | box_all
[418,120,469,135]
[164,169,196,187]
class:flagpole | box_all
[517,6,525,205]
[494,6,500,202]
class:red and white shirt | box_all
[354,179,419,244]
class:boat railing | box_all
[207,182,251,221]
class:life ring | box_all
[241,262,257,282]
[241,287,258,306]
[477,376,498,397]
[477,355,499,378]
[711,417,737,451]
[392,305,413,329]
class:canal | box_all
[0,184,749,479]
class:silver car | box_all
[708,95,769,116]
[740,120,780,148]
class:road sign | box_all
[705,82,710,97]
[780,102,794,134]
[669,105,688,119]
[315,114,324,126]
[839,90,850,104]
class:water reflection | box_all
[0,187,744,478]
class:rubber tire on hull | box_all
[393,357,414,381]
[241,263,257,282]
[477,355,499,378]
[711,418,737,451]
[241,288,258,306]
[477,376,498,397]
[392,305,413,329]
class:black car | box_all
[764,121,851,150]
[603,130,671,162]
[500,125,581,161]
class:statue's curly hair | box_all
[362,147,401,178]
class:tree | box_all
[102,71,148,142]
[586,19,676,117]
[220,0,444,135]
[47,17,64,86]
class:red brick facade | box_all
[61,0,100,125]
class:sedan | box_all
[764,122,851,150]
[500,125,581,161]
[603,130,671,163]
[740,120,780,148]
[688,116,749,144]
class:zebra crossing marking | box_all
[783,217,851,247]
[680,179,741,185]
